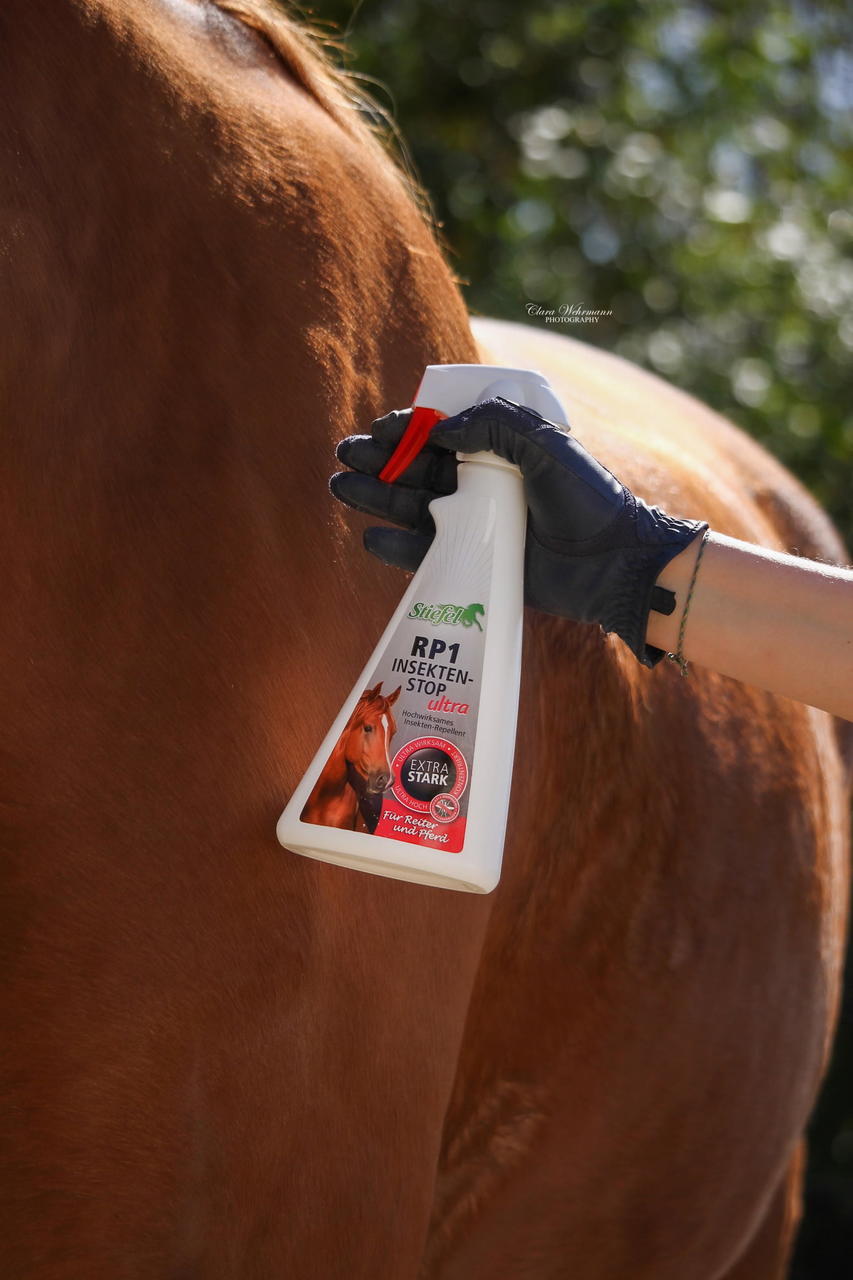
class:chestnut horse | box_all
[1,2,850,1278]
[302,683,400,831]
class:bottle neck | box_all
[457,450,518,474]
[454,452,523,501]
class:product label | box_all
[301,551,491,854]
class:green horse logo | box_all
[459,603,485,631]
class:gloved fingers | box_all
[431,396,626,540]
[428,396,565,467]
[334,408,411,465]
[336,433,457,493]
[363,526,433,572]
[370,407,413,449]
[329,470,436,531]
[336,433,392,475]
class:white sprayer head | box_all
[379,363,570,482]
[414,364,568,426]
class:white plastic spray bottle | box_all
[277,365,569,893]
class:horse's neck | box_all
[3,0,482,802]
[5,0,479,482]
[323,739,351,794]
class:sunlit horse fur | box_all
[1,2,850,1278]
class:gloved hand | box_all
[330,396,709,668]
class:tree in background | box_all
[310,1,853,1273]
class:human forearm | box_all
[332,400,853,719]
[646,532,853,720]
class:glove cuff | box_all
[602,495,710,668]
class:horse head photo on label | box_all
[301,683,400,833]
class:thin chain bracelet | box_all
[666,528,710,678]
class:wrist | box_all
[646,528,711,657]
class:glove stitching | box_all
[434,402,627,518]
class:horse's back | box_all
[419,318,851,1279]
[475,317,847,561]
[476,316,853,778]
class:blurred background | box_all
[310,0,852,1272]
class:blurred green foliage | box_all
[309,0,852,1272]
[313,0,853,554]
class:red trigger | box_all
[379,406,447,483]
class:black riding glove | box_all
[330,396,709,668]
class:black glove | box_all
[330,396,708,668]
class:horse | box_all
[1,2,850,1277]
[301,682,400,832]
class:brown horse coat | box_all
[1,3,849,1277]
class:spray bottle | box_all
[277,365,569,892]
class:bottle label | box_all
[300,575,489,854]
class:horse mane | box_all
[347,691,375,729]
[347,683,396,730]
[212,0,438,232]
